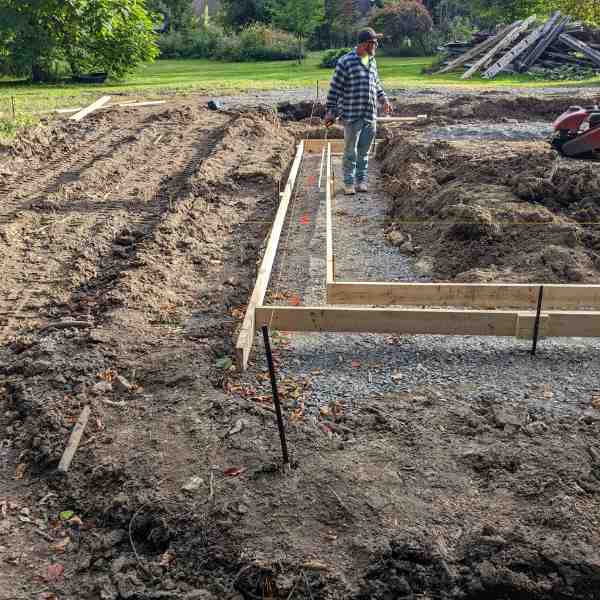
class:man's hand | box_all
[382,101,393,115]
[324,111,336,128]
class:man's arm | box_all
[375,63,392,114]
[325,60,347,123]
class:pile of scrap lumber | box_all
[437,12,600,80]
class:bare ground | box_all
[1,93,600,600]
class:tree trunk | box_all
[31,63,45,83]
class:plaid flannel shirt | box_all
[326,49,387,123]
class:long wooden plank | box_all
[255,305,600,339]
[305,139,381,154]
[437,23,516,74]
[326,143,334,284]
[462,18,534,79]
[376,115,428,123]
[70,95,111,121]
[256,305,519,336]
[517,16,570,71]
[558,33,600,68]
[235,142,304,369]
[483,13,561,79]
[326,282,600,310]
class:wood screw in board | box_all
[57,405,91,473]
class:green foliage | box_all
[0,0,159,82]
[157,25,222,58]
[271,0,325,39]
[146,0,195,32]
[370,1,434,55]
[213,23,304,61]
[319,47,351,68]
[219,0,273,30]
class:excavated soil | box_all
[1,94,600,600]
[378,136,600,282]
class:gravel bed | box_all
[213,85,600,112]
[247,133,600,420]
[422,121,554,142]
[332,156,428,282]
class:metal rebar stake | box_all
[261,325,290,467]
[531,285,544,357]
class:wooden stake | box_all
[57,405,91,473]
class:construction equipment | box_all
[551,105,600,159]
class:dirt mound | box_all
[355,528,600,599]
[378,136,600,282]
[397,94,600,124]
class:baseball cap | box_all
[357,28,383,44]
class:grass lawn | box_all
[0,52,599,119]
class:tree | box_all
[271,0,325,59]
[219,0,272,30]
[146,0,195,32]
[0,0,159,82]
[370,1,433,52]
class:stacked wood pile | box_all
[437,12,600,80]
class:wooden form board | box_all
[235,141,305,369]
[254,305,600,339]
[326,143,335,285]
[70,96,112,121]
[326,282,600,311]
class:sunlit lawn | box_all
[0,52,598,117]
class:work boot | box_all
[344,184,356,195]
[357,182,368,193]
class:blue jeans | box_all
[343,118,376,185]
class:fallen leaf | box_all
[50,537,70,553]
[46,563,65,582]
[15,463,27,480]
[215,357,233,370]
[223,467,246,477]
[159,551,176,567]
[302,559,330,571]
[68,516,83,527]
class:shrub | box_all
[370,1,434,56]
[320,47,351,68]
[213,24,303,62]
[157,25,222,59]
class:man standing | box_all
[324,28,392,195]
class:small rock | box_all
[112,493,129,507]
[93,380,113,395]
[184,591,217,600]
[111,556,135,575]
[113,375,133,394]
[387,231,405,246]
[114,572,145,600]
[181,476,204,493]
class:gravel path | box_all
[245,130,600,421]
[214,85,600,111]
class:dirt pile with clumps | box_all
[378,135,600,282]
[398,93,600,125]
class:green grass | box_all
[0,52,599,120]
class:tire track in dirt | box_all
[0,108,231,341]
